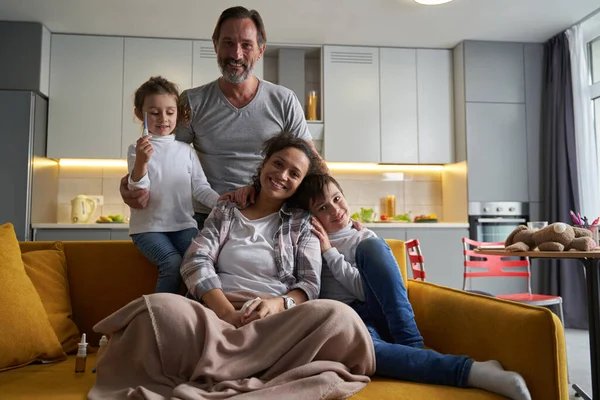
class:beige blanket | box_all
[88,293,375,400]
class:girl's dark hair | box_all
[133,76,191,125]
[250,132,319,194]
[290,174,344,211]
[212,6,267,47]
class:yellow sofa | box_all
[1,240,568,399]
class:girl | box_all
[128,76,220,294]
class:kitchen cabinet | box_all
[524,44,543,203]
[121,38,193,157]
[454,40,543,204]
[192,40,222,88]
[323,46,381,162]
[325,46,453,164]
[192,40,263,88]
[47,35,124,159]
[369,228,407,241]
[463,41,525,103]
[0,22,51,96]
[263,45,322,120]
[405,228,468,289]
[32,227,131,241]
[417,49,453,164]
[368,226,467,287]
[466,103,529,202]
[380,48,418,163]
[110,230,133,240]
[34,228,112,241]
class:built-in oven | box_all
[468,202,529,243]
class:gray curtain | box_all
[538,32,588,329]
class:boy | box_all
[291,174,531,400]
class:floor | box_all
[567,329,591,399]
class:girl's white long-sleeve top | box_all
[127,134,219,235]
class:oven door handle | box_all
[477,218,527,224]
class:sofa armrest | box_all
[408,280,568,400]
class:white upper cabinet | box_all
[380,48,418,164]
[192,41,221,88]
[47,35,124,159]
[326,45,454,164]
[121,38,193,157]
[192,40,263,88]
[323,46,381,162]
[417,49,453,164]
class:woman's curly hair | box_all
[250,132,319,195]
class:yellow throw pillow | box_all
[0,223,65,371]
[23,242,81,354]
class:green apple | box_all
[112,214,124,222]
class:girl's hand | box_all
[135,136,153,164]
[311,217,332,254]
[241,298,284,325]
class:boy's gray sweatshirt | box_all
[321,223,376,304]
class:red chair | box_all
[405,239,426,281]
[462,237,564,324]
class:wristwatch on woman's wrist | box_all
[282,296,296,310]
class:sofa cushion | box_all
[22,242,81,354]
[0,223,65,371]
[351,377,506,399]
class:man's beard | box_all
[218,57,255,84]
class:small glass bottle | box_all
[75,333,87,373]
[93,335,108,373]
[386,195,396,217]
[307,90,318,121]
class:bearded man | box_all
[120,6,322,229]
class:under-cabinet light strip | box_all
[58,159,444,172]
[58,159,128,167]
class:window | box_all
[595,97,600,138]
[592,37,600,84]
[584,10,600,144]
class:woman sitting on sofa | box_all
[180,131,324,326]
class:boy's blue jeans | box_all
[352,237,472,387]
[131,228,198,294]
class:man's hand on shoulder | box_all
[120,175,149,209]
[219,185,256,208]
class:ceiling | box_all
[1,0,599,48]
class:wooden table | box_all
[476,249,600,400]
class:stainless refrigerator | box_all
[0,90,57,241]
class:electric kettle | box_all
[71,195,98,223]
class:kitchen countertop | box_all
[32,223,129,229]
[365,222,469,228]
[32,222,469,230]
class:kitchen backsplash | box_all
[331,170,443,220]
[56,165,443,223]
[57,165,129,223]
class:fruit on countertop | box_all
[109,214,125,222]
[380,214,388,221]
[414,213,438,223]
[96,214,125,223]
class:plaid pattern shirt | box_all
[181,200,322,301]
